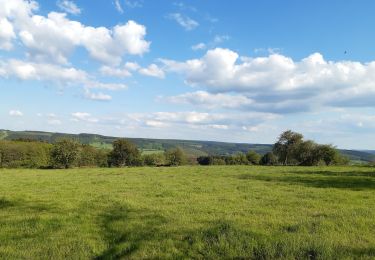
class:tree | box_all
[108,139,140,167]
[143,153,165,166]
[273,130,303,165]
[165,147,186,166]
[232,153,249,165]
[51,139,80,169]
[246,150,261,165]
[260,152,278,166]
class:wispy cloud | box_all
[125,0,143,8]
[114,0,124,13]
[56,0,81,15]
[167,13,199,31]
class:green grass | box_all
[0,166,375,259]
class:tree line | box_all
[0,130,349,169]
[0,138,188,169]
[197,130,348,166]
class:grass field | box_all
[0,166,375,259]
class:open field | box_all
[0,166,375,259]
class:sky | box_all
[1,0,375,149]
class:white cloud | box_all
[167,13,199,31]
[125,111,278,129]
[0,59,127,91]
[0,18,16,50]
[124,0,143,8]
[191,35,229,51]
[161,48,375,113]
[124,62,140,71]
[71,112,98,123]
[163,91,254,109]
[100,65,132,78]
[139,64,165,78]
[114,0,124,13]
[48,119,62,125]
[0,0,150,65]
[192,43,206,51]
[57,0,81,15]
[84,91,112,101]
[9,110,23,117]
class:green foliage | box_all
[165,147,186,166]
[273,130,304,165]
[260,152,278,165]
[143,153,165,166]
[273,130,349,166]
[78,145,109,167]
[0,166,374,259]
[108,139,141,167]
[246,150,261,165]
[0,140,52,168]
[50,139,80,169]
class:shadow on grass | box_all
[288,170,375,178]
[0,197,16,209]
[237,173,375,190]
[95,203,166,259]
[181,220,341,259]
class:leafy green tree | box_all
[232,153,249,165]
[165,147,186,166]
[260,152,278,166]
[273,130,304,165]
[143,153,166,166]
[51,139,80,169]
[108,139,141,167]
[246,150,261,165]
[0,140,52,168]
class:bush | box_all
[143,153,166,166]
[50,139,80,169]
[0,140,52,168]
[108,139,141,167]
[165,147,186,166]
[246,151,261,165]
[260,152,278,166]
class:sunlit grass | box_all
[0,166,374,259]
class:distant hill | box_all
[1,129,374,162]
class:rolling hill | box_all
[1,129,374,162]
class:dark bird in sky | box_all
[344,51,347,54]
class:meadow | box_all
[0,166,374,259]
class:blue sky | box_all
[2,0,375,149]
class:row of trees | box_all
[0,130,349,169]
[0,139,188,169]
[272,130,349,166]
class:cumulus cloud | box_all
[9,110,23,117]
[0,59,127,91]
[57,0,81,15]
[192,43,206,51]
[101,62,164,79]
[0,18,16,50]
[71,112,98,123]
[124,111,279,130]
[161,48,375,113]
[167,13,199,31]
[139,64,165,78]
[163,91,254,109]
[84,91,112,101]
[0,0,150,65]
[100,65,132,78]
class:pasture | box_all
[0,166,374,259]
